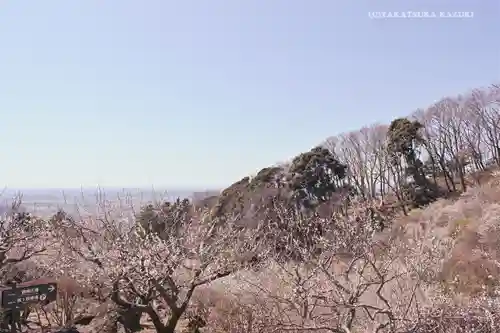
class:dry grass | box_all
[392,177,500,299]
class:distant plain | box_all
[0,187,218,218]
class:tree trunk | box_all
[162,312,181,333]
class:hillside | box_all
[201,173,500,332]
[201,85,500,226]
[0,84,499,333]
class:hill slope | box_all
[197,170,500,333]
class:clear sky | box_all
[0,0,498,190]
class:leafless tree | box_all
[231,201,425,333]
[46,207,269,333]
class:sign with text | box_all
[1,283,57,309]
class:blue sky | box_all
[0,0,498,190]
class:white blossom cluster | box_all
[0,209,53,275]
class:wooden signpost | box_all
[1,281,58,333]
